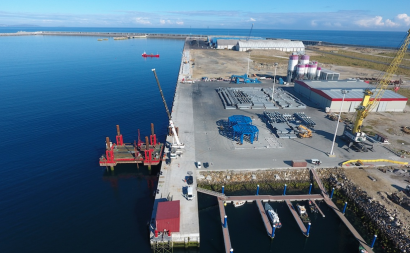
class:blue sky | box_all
[1,0,410,30]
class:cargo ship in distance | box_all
[142,51,159,58]
[264,203,282,228]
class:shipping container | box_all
[292,160,307,167]
[156,200,180,232]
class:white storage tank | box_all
[300,55,310,65]
[316,67,321,79]
[308,63,317,79]
[288,55,299,72]
[297,64,305,79]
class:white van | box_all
[187,186,194,200]
[197,161,201,169]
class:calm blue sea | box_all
[0,27,408,48]
[0,31,386,253]
[0,35,182,253]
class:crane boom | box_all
[246,23,253,41]
[152,69,185,148]
[152,68,172,120]
[349,29,410,140]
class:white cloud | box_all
[311,20,317,26]
[176,21,184,25]
[159,19,165,24]
[249,18,256,21]
[397,13,410,25]
[355,16,386,27]
[135,17,150,24]
[385,19,398,27]
[355,15,402,28]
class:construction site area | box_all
[147,31,410,252]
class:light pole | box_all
[246,50,252,77]
[329,89,349,157]
[272,63,278,101]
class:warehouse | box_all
[216,39,240,50]
[237,39,305,52]
[294,80,408,112]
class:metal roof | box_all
[217,39,241,46]
[301,80,372,90]
[238,40,305,49]
[296,80,407,101]
[156,200,180,220]
[322,89,407,100]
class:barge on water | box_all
[99,124,165,170]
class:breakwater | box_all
[0,31,207,39]
[328,170,410,253]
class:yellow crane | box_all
[344,29,410,144]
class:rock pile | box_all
[329,170,410,252]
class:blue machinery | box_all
[228,115,259,144]
[230,74,261,84]
[232,124,259,144]
[228,115,252,126]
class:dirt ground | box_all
[191,48,410,82]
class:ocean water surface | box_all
[1,33,387,253]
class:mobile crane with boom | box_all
[152,69,185,150]
[343,29,410,151]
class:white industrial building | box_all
[216,39,240,50]
[294,80,408,112]
[237,40,305,52]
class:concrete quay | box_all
[149,40,200,248]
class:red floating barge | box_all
[142,51,159,58]
[99,124,165,169]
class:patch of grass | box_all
[313,53,410,77]
[378,51,410,60]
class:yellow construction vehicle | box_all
[298,125,312,138]
[344,29,410,147]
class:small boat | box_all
[359,245,368,253]
[233,201,245,207]
[142,51,159,58]
[264,203,282,228]
[309,200,317,213]
[297,204,311,223]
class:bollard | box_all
[283,184,287,195]
[256,185,260,196]
[222,185,225,194]
[342,202,348,214]
[306,223,311,237]
[330,188,335,199]
[371,235,377,248]
[167,230,171,236]
[308,183,312,195]
[155,230,158,238]
[224,215,227,228]
[271,225,276,238]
